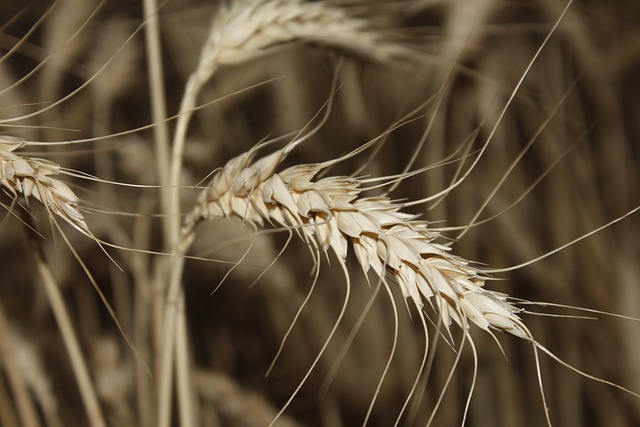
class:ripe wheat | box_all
[2,0,639,426]
[184,141,530,341]
[0,135,88,235]
[201,0,401,70]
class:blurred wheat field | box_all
[1,1,639,426]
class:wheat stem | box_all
[176,291,196,427]
[162,61,215,427]
[29,237,107,427]
[163,72,203,427]
[145,0,200,423]
[142,0,172,241]
[158,255,186,427]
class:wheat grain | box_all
[0,135,89,235]
[184,143,530,342]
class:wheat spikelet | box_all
[0,135,88,235]
[184,142,530,341]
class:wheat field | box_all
[1,1,639,426]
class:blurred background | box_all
[1,0,639,426]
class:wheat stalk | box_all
[28,233,107,427]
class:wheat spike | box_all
[0,135,88,235]
[184,143,530,341]
[201,0,400,69]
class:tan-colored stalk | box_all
[30,238,107,427]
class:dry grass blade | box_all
[29,235,107,427]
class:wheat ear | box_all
[184,143,529,341]
[181,141,532,423]
[201,0,402,68]
[0,136,89,235]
